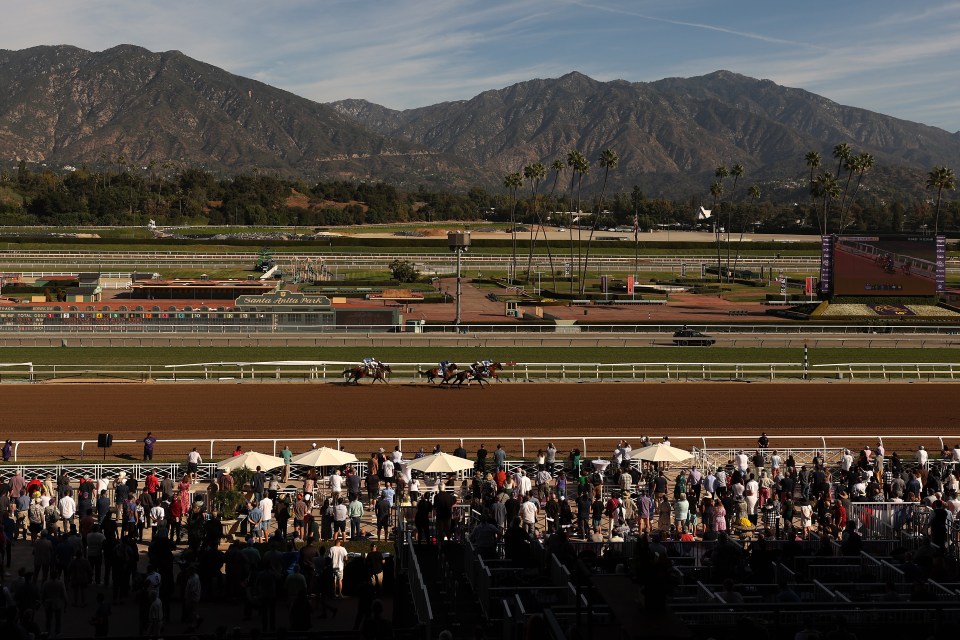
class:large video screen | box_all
[830,235,945,296]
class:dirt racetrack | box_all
[5,382,960,461]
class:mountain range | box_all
[1,44,958,196]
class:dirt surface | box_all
[5,382,959,461]
[401,278,778,323]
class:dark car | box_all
[672,328,715,346]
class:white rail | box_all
[4,360,960,383]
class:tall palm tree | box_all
[840,153,875,235]
[566,150,589,294]
[726,164,745,276]
[710,181,724,285]
[541,159,565,291]
[832,143,851,176]
[732,185,762,279]
[812,172,840,234]
[837,154,860,235]
[580,149,618,294]
[927,165,956,236]
[503,172,523,282]
[712,166,728,282]
[805,151,822,231]
[523,162,547,282]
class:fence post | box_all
[520,439,525,458]
[209,439,215,459]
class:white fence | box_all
[4,434,958,465]
[5,360,960,383]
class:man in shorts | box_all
[328,538,348,598]
[186,448,202,484]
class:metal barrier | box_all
[395,522,433,637]
[7,360,960,384]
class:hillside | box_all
[0,44,484,187]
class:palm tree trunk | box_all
[580,169,611,295]
[714,201,723,288]
[577,173,583,291]
[935,188,944,236]
[509,189,518,283]
[837,170,855,235]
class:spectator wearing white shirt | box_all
[518,470,532,497]
[186,448,202,484]
[58,490,76,530]
[916,446,929,467]
[841,449,854,473]
[329,469,343,501]
[381,459,395,487]
[392,446,403,464]
[149,503,165,539]
[520,496,538,535]
[259,495,273,537]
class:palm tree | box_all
[840,153,875,235]
[837,154,859,235]
[812,172,840,234]
[541,159,565,291]
[832,143,851,176]
[523,162,547,282]
[927,165,956,236]
[580,149,618,294]
[726,164,744,276]
[710,181,724,285]
[732,185,762,279]
[566,150,589,294]
[805,150,822,231]
[503,172,523,282]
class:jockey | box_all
[439,361,451,375]
[362,357,379,374]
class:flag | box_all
[632,213,639,239]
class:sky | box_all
[4,0,960,131]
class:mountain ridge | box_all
[0,44,957,196]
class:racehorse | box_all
[342,364,392,385]
[453,361,511,387]
[418,363,459,384]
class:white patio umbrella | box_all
[633,443,693,464]
[290,447,358,467]
[406,452,475,474]
[217,451,285,472]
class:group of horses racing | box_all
[341,360,508,386]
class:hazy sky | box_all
[4,0,960,131]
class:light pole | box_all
[448,231,471,326]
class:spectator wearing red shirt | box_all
[145,471,160,501]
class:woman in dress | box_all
[712,498,727,532]
[177,475,191,513]
[744,474,760,524]
[799,499,814,537]
[657,495,672,533]
[673,493,690,534]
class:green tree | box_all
[388,259,420,283]
[812,172,840,235]
[580,149,618,294]
[522,162,547,283]
[566,150,589,293]
[832,143,851,176]
[927,165,956,235]
[710,180,724,285]
[503,172,523,282]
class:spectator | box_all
[280,445,293,483]
[2,439,12,462]
[142,432,156,461]
[328,538,348,598]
